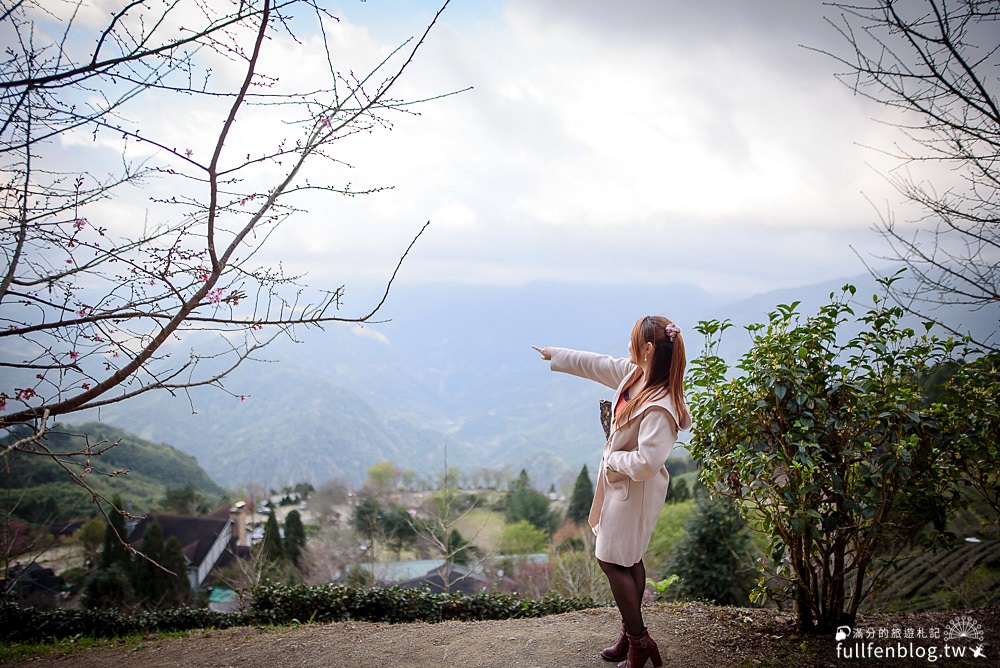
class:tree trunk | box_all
[796,579,814,631]
[791,535,815,632]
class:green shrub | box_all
[1,583,600,643]
[687,284,976,632]
[644,500,696,571]
[250,582,598,625]
[0,600,252,643]
[82,564,133,610]
[665,495,754,606]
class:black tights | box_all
[598,558,646,636]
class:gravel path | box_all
[6,603,998,667]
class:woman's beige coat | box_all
[549,347,691,566]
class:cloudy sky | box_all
[47,0,914,301]
[265,0,911,300]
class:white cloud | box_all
[255,0,904,297]
[27,0,914,299]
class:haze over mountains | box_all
[85,272,996,491]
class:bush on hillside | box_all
[687,283,990,632]
[1,583,600,643]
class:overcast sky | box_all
[261,0,913,300]
[50,0,915,301]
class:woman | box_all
[533,315,691,668]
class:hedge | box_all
[1,583,601,643]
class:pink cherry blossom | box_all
[207,287,224,304]
[82,383,91,390]
[0,393,6,411]
[184,148,193,158]
[16,388,36,401]
[69,351,80,361]
[73,218,87,230]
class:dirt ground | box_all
[5,603,998,668]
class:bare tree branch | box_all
[1,1,457,433]
[814,0,1000,350]
[0,0,459,535]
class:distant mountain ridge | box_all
[86,279,719,489]
[89,361,474,490]
[84,274,998,490]
[1,422,226,523]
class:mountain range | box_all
[1,422,226,523]
[81,272,997,491]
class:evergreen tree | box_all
[133,519,165,605]
[668,477,690,503]
[83,563,133,609]
[351,495,382,537]
[86,495,134,608]
[380,505,416,558]
[566,465,594,524]
[100,495,132,572]
[260,510,285,562]
[506,470,554,532]
[132,519,190,608]
[161,536,190,605]
[283,509,307,567]
[665,494,753,605]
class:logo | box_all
[944,615,984,643]
[834,615,988,661]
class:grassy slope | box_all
[2,422,228,522]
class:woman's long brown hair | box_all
[615,315,690,428]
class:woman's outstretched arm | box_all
[533,346,632,390]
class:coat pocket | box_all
[606,469,630,500]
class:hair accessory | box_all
[664,323,681,340]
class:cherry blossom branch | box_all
[2,1,456,433]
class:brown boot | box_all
[616,628,663,668]
[600,622,627,662]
